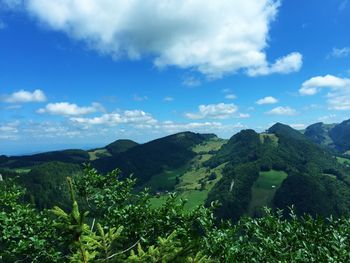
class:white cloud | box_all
[185,103,238,119]
[256,96,278,105]
[329,47,350,58]
[37,102,103,116]
[2,89,46,103]
[163,96,174,102]
[318,114,337,123]
[238,113,250,118]
[182,76,201,87]
[247,52,303,76]
[299,75,350,110]
[0,121,20,140]
[70,110,157,126]
[9,0,303,78]
[225,94,237,100]
[266,106,297,116]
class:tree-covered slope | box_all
[92,132,217,184]
[304,119,350,153]
[0,149,90,168]
[17,161,82,210]
[105,139,139,155]
[206,124,350,221]
[329,119,350,153]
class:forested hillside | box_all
[207,123,350,220]
[304,119,350,154]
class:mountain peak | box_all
[267,123,305,140]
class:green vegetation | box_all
[304,119,350,153]
[0,149,90,168]
[259,133,279,146]
[149,138,226,210]
[3,167,350,262]
[88,148,111,161]
[105,139,139,155]
[337,156,350,165]
[17,162,82,210]
[248,170,288,216]
[92,132,214,184]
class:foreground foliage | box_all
[1,167,350,262]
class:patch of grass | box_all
[145,165,189,191]
[337,156,350,165]
[192,138,227,153]
[248,170,288,216]
[13,168,32,174]
[149,139,227,210]
[88,149,111,161]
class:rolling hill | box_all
[207,123,350,220]
[304,119,350,154]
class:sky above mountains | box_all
[1,0,350,155]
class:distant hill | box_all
[105,139,139,155]
[304,119,350,153]
[0,149,90,168]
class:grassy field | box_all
[337,156,350,165]
[13,167,32,174]
[88,148,111,161]
[248,170,288,216]
[149,138,227,210]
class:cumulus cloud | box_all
[266,106,297,116]
[299,75,350,110]
[247,52,303,76]
[70,110,157,126]
[2,89,46,103]
[7,0,302,78]
[37,102,103,116]
[185,103,238,119]
[256,96,278,105]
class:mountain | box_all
[206,124,350,221]
[92,132,218,184]
[329,119,350,153]
[304,119,350,154]
[105,139,139,155]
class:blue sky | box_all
[0,0,350,155]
